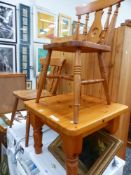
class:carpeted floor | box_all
[123,147,131,175]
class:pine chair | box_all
[36,0,123,124]
[10,57,66,145]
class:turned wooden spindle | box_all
[105,2,121,45]
[83,13,89,36]
[75,15,81,40]
[99,6,112,43]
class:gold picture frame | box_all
[33,6,57,43]
[48,131,122,175]
[58,13,71,37]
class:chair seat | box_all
[13,89,52,101]
[44,40,111,53]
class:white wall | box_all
[1,0,131,88]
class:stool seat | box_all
[13,89,52,101]
[44,40,111,53]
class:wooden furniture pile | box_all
[23,1,129,175]
[52,25,131,159]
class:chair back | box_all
[75,0,123,45]
[38,58,66,95]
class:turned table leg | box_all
[61,134,83,175]
[25,111,30,147]
[30,113,44,154]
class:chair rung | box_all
[81,79,104,85]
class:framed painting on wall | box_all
[19,4,30,44]
[0,2,17,43]
[20,44,30,79]
[72,21,85,35]
[33,6,57,43]
[34,43,48,76]
[58,14,71,37]
[0,44,16,72]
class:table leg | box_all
[30,113,44,154]
[25,111,30,147]
[61,134,83,175]
[10,97,18,127]
[105,116,120,134]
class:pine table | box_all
[25,93,128,175]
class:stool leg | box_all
[30,113,44,154]
[36,50,52,103]
[98,53,111,104]
[10,97,19,127]
[25,111,30,147]
[61,134,83,175]
[74,49,82,124]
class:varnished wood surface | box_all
[44,41,111,53]
[0,72,26,78]
[25,93,128,136]
[13,89,52,101]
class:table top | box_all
[25,93,128,136]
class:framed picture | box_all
[0,144,9,175]
[20,44,30,79]
[58,14,71,37]
[72,21,85,35]
[33,6,57,43]
[48,131,122,175]
[19,4,30,44]
[0,44,16,72]
[26,80,32,90]
[0,2,17,43]
[34,43,48,76]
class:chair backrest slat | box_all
[87,10,103,43]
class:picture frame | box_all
[20,44,30,79]
[48,131,122,175]
[72,21,85,35]
[0,2,17,43]
[58,13,71,37]
[26,80,32,90]
[33,6,57,43]
[0,43,16,72]
[34,43,48,76]
[0,144,9,175]
[19,4,30,44]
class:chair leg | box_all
[25,111,30,147]
[73,49,82,124]
[98,53,111,104]
[10,97,19,128]
[36,50,52,103]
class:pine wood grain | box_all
[25,93,128,136]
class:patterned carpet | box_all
[123,147,131,175]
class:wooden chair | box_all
[10,57,66,145]
[36,0,123,124]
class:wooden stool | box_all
[36,0,123,124]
